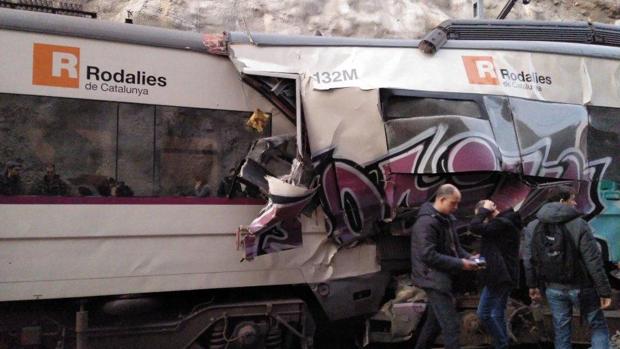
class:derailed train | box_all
[1,6,620,348]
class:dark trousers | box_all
[414,288,461,349]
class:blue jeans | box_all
[545,287,609,349]
[477,285,511,349]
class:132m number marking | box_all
[312,69,359,84]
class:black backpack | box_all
[531,222,580,284]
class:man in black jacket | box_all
[523,185,611,349]
[411,184,479,349]
[470,200,522,349]
[0,160,23,196]
[34,163,69,196]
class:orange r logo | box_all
[462,56,499,85]
[32,43,80,88]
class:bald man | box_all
[411,184,479,349]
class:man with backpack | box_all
[523,185,612,349]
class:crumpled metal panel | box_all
[240,175,317,260]
[239,134,297,193]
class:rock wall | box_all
[82,0,620,38]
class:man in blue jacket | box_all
[411,184,480,349]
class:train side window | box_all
[588,106,620,182]
[381,92,484,120]
[0,93,117,197]
[0,93,269,198]
[508,97,589,164]
[154,106,269,197]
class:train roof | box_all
[1,7,620,59]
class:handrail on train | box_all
[420,19,620,54]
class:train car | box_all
[224,19,620,346]
[0,7,386,349]
[1,6,620,348]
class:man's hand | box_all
[462,259,480,271]
[529,288,542,302]
[601,297,612,309]
[482,200,495,211]
[482,200,500,217]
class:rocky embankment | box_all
[83,0,620,39]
